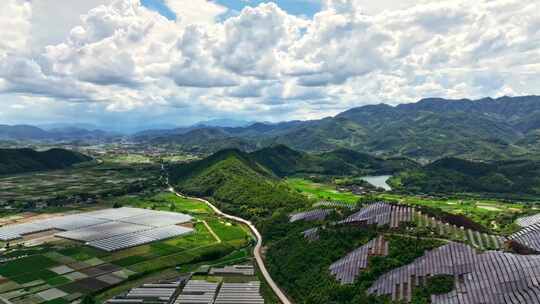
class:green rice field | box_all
[285,178,360,204]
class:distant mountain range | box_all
[139,95,540,161]
[0,119,255,142]
[0,124,113,142]
[3,96,540,161]
[194,119,255,128]
[38,123,101,131]
[0,148,92,175]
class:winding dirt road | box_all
[168,187,292,304]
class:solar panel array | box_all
[40,214,110,231]
[120,212,192,227]
[339,202,413,228]
[106,280,184,304]
[175,280,219,304]
[56,222,150,242]
[87,233,155,253]
[368,242,540,303]
[329,236,388,284]
[87,226,193,252]
[0,214,109,241]
[209,265,255,276]
[126,286,177,301]
[416,212,506,250]
[82,207,149,220]
[289,209,333,223]
[0,207,193,251]
[508,223,540,252]
[0,222,51,241]
[313,200,355,210]
[106,276,266,304]
[516,213,540,228]
[214,282,264,304]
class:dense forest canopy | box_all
[391,158,540,195]
[0,148,92,175]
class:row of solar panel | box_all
[0,207,192,241]
[175,280,264,304]
[87,225,193,252]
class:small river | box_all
[361,175,392,191]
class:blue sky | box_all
[141,0,321,20]
[141,0,177,20]
[215,0,321,17]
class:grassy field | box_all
[207,219,250,242]
[103,154,153,164]
[285,178,360,204]
[114,192,213,214]
[161,154,199,163]
[100,152,198,165]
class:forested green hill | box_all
[168,149,309,221]
[0,148,92,175]
[250,145,418,177]
[391,158,540,195]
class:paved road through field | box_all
[168,187,292,304]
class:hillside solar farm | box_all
[265,199,540,304]
[367,241,540,303]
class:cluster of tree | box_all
[168,149,310,221]
[0,148,92,175]
[391,158,540,196]
[250,145,418,177]
[410,275,455,304]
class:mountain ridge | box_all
[143,95,540,160]
[0,124,113,141]
[5,95,540,161]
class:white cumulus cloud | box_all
[0,0,539,126]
